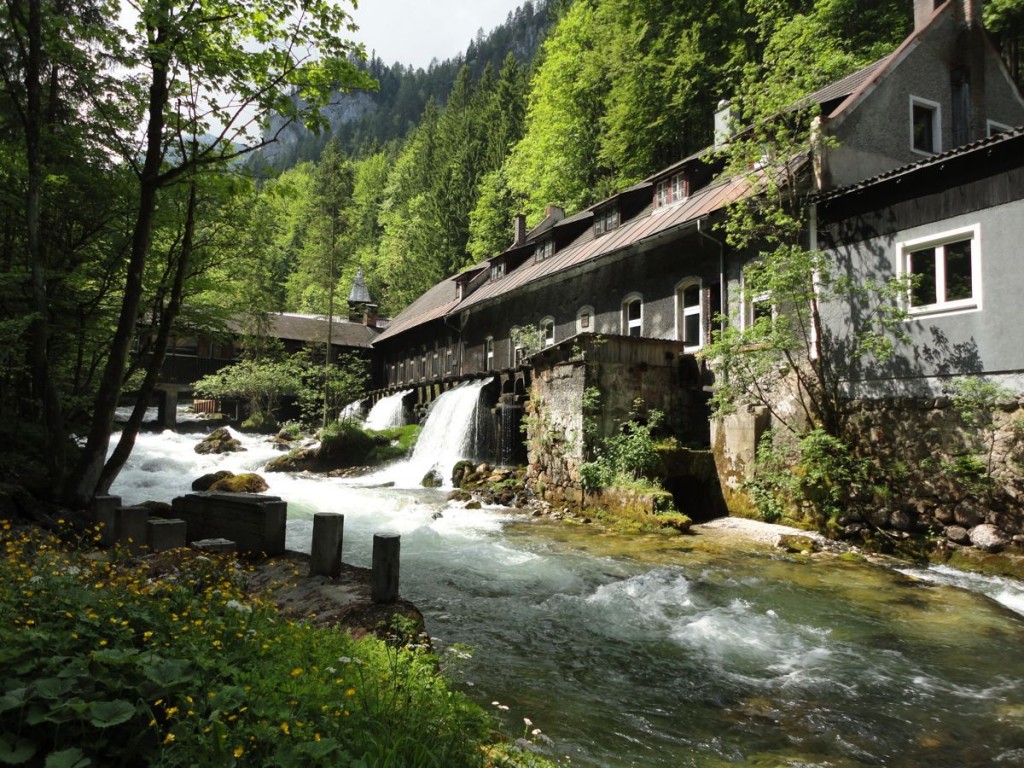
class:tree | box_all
[1,0,375,506]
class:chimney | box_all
[363,304,378,328]
[513,214,527,246]
[914,0,941,31]
[713,99,736,150]
[545,205,565,222]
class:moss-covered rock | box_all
[195,428,244,455]
[421,470,443,488]
[192,470,235,491]
[208,472,269,493]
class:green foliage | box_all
[943,375,1015,482]
[744,428,868,524]
[0,524,502,767]
[195,358,303,428]
[580,403,665,493]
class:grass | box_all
[0,520,555,767]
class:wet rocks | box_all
[195,427,244,455]
[969,523,1010,553]
[421,469,443,488]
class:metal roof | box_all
[372,278,462,344]
[226,312,379,348]
[454,172,757,313]
[805,56,893,114]
[347,268,372,305]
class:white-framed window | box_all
[485,337,494,371]
[535,238,554,262]
[654,173,689,209]
[576,305,595,334]
[621,293,643,337]
[676,279,702,351]
[740,264,773,331]
[910,96,941,155]
[540,317,555,347]
[900,224,980,316]
[987,120,1013,137]
[594,205,619,236]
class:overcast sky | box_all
[350,0,525,69]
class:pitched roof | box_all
[805,55,894,114]
[227,312,379,348]
[372,277,462,344]
[347,268,372,305]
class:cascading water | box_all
[338,398,367,422]
[109,418,1024,768]
[363,389,412,431]
[387,378,493,487]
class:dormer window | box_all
[535,237,554,262]
[490,260,505,280]
[594,205,619,236]
[655,172,689,209]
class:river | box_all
[110,423,1024,767]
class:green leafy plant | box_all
[0,522,549,768]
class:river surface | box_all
[110,425,1024,767]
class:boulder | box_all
[889,509,914,531]
[953,501,984,529]
[969,524,1010,553]
[192,470,235,491]
[944,525,971,545]
[451,460,475,488]
[195,427,244,455]
[421,469,443,488]
[208,472,269,493]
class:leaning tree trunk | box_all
[62,38,170,509]
[96,177,197,496]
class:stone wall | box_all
[843,396,1024,549]
[525,334,711,507]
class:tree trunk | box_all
[97,178,197,495]
[22,0,67,489]
[62,37,170,508]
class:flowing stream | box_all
[111,420,1024,767]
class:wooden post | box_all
[371,533,400,603]
[310,513,344,578]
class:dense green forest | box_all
[2,0,1023,506]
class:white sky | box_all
[350,0,525,69]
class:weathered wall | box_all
[843,396,1024,546]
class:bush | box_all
[0,523,544,767]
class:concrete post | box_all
[91,495,122,547]
[310,513,344,578]
[147,518,187,552]
[114,506,149,554]
[157,388,178,428]
[371,533,400,603]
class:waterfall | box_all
[364,389,412,431]
[338,398,367,422]
[392,378,494,487]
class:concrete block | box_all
[372,533,400,603]
[191,538,236,553]
[114,506,149,555]
[91,495,122,547]
[310,513,344,578]
[147,518,187,552]
[172,492,286,555]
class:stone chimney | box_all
[363,303,378,328]
[513,214,527,246]
[545,205,565,222]
[713,99,736,150]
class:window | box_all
[576,305,595,334]
[676,280,702,351]
[594,206,619,236]
[987,120,1013,137]
[540,317,555,347]
[535,238,554,261]
[910,96,941,155]
[740,265,773,331]
[901,226,980,315]
[485,337,494,371]
[490,260,505,280]
[622,294,643,337]
[654,172,689,209]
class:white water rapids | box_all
[110,416,1024,767]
